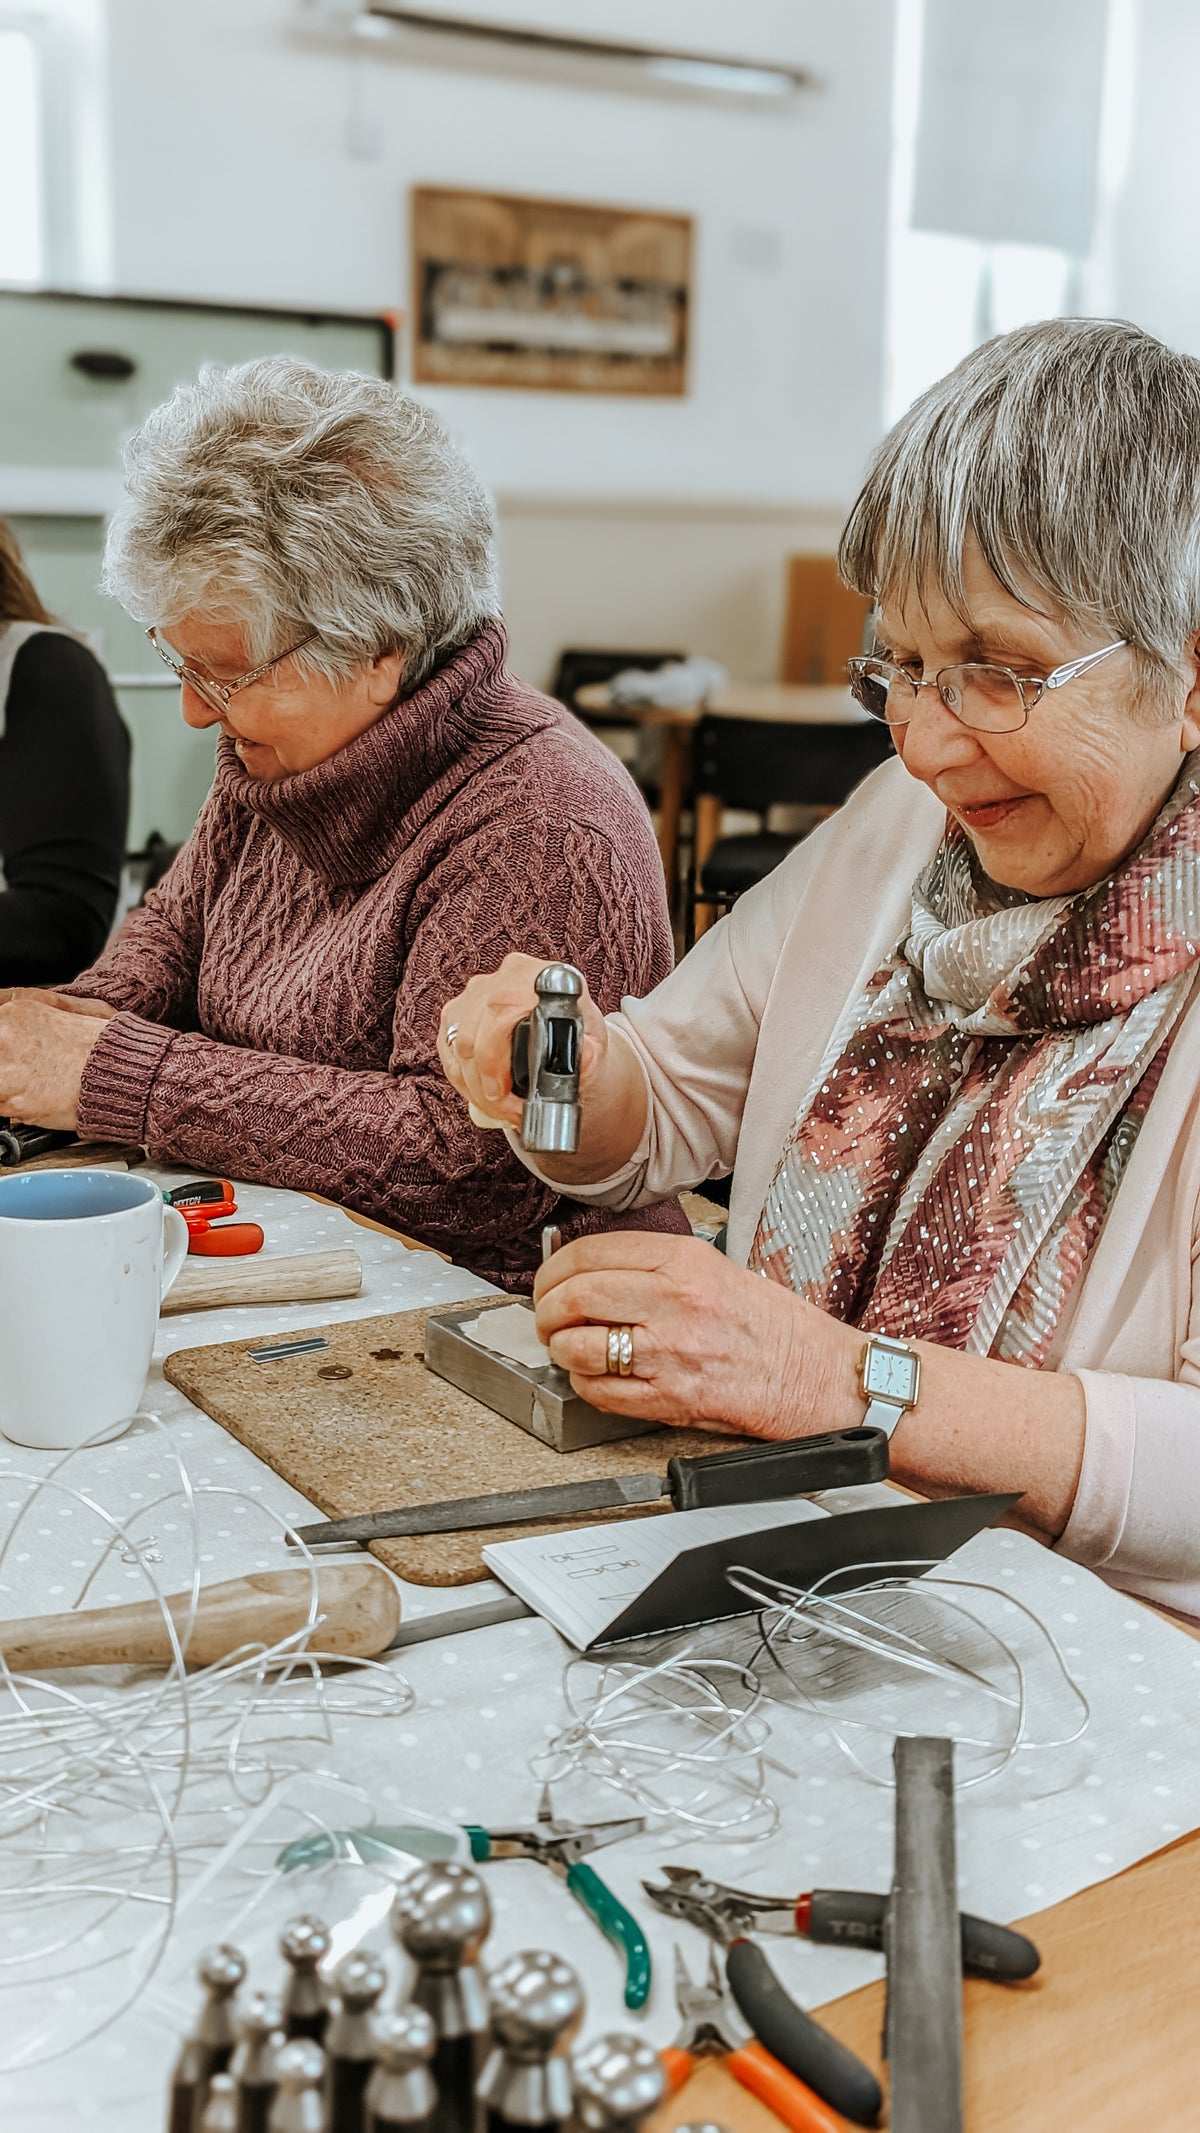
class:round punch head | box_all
[280,1914,331,1966]
[371,2005,437,2071]
[199,1943,247,1994]
[571,2035,667,2127]
[334,1950,388,2011]
[274,2038,326,2089]
[534,963,583,999]
[238,1989,283,2040]
[390,1862,492,1965]
[486,1950,584,2057]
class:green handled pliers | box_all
[275,1785,651,2011]
[466,1785,651,2011]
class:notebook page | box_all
[482,1497,830,1648]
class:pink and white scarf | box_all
[750,759,1200,1365]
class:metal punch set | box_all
[165,1864,676,2133]
[165,1756,1042,2133]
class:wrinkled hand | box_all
[0,991,115,1130]
[437,952,611,1131]
[533,1232,860,1438]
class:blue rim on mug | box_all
[0,1170,162,1222]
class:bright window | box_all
[0,27,42,281]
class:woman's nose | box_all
[893,686,985,782]
[179,681,223,730]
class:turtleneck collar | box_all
[216,620,536,886]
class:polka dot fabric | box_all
[3,1179,1200,2126]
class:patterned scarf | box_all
[749,757,1200,1365]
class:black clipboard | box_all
[594,1492,1020,1647]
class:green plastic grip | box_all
[566,1858,652,2011]
[464,1825,492,1862]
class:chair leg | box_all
[692,794,723,941]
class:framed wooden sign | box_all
[411,186,691,396]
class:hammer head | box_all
[511,963,584,1154]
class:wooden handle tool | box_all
[0,1562,401,1673]
[161,1246,362,1316]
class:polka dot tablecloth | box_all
[4,1171,1200,2127]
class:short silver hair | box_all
[103,356,500,691]
[839,317,1200,715]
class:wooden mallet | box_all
[0,1561,401,1673]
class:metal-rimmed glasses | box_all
[846,636,1128,734]
[146,627,317,716]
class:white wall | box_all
[98,0,896,684]
[1107,0,1200,356]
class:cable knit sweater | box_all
[63,622,687,1287]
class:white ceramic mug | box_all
[0,1169,189,1450]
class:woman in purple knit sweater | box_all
[0,358,684,1286]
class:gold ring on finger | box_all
[606,1324,634,1377]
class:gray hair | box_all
[839,316,1200,716]
[102,356,500,692]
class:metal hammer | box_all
[510,962,584,1154]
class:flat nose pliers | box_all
[644,1866,884,2126]
[469,1785,651,2010]
[664,1946,846,2133]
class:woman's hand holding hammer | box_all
[437,952,647,1184]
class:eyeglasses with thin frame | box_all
[146,627,318,716]
[846,637,1128,734]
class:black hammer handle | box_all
[667,1427,889,1511]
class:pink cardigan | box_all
[536,758,1200,1614]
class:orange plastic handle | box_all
[728,2039,847,2133]
[659,2049,694,2096]
[186,1222,265,1257]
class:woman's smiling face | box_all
[878,537,1200,896]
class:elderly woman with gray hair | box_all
[442,316,1200,1608]
[0,357,682,1284]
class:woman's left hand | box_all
[533,1232,861,1438]
[0,991,111,1130]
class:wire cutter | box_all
[644,1868,883,2126]
[466,1786,651,2010]
[664,1946,847,2133]
[653,1864,1040,1981]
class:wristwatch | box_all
[859,1332,921,1438]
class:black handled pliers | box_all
[651,1863,1040,1981]
[643,1867,883,2126]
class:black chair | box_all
[688,714,895,942]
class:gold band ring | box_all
[606,1325,634,1377]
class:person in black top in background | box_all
[0,521,129,985]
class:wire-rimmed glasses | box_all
[846,637,1128,734]
[146,627,317,717]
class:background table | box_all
[574,680,870,905]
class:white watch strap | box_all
[863,1394,909,1439]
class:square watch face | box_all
[864,1341,918,1404]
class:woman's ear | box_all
[367,648,405,705]
[1181,631,1200,751]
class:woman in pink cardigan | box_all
[441,318,1200,1610]
[0,358,683,1286]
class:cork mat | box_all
[164,1304,718,1585]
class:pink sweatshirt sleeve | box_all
[1059,1368,1200,1585]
